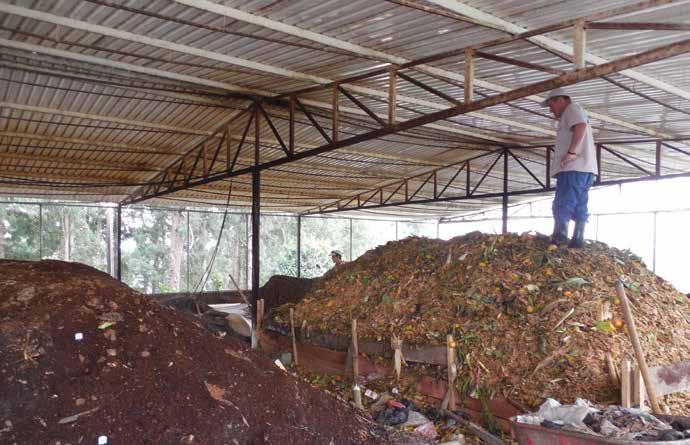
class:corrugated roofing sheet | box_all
[1,0,690,218]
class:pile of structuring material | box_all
[257,275,316,314]
[0,260,429,445]
[274,232,689,413]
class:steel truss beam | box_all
[302,139,690,215]
[121,36,690,206]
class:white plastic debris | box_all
[515,415,544,425]
[97,436,108,445]
[74,332,84,341]
[404,411,431,427]
[413,421,438,440]
[536,398,598,430]
[364,388,379,400]
[273,358,287,372]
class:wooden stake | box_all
[616,281,662,414]
[351,319,359,382]
[442,409,506,445]
[289,308,299,366]
[392,335,403,381]
[633,364,647,408]
[621,358,632,408]
[605,352,620,387]
[447,334,457,411]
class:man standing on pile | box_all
[330,250,344,267]
[543,88,598,248]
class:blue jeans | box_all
[552,171,595,225]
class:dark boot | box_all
[568,220,586,248]
[550,220,569,246]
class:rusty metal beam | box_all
[122,37,690,205]
[587,22,690,31]
[301,155,690,215]
[475,51,564,75]
[257,103,289,156]
[300,134,690,215]
[397,71,460,104]
[337,86,386,127]
[507,149,545,188]
[601,144,654,176]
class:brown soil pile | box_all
[274,233,690,413]
[0,260,429,445]
[259,275,315,314]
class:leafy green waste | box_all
[271,232,690,413]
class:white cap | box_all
[97,436,108,445]
[541,88,570,106]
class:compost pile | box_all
[258,275,316,314]
[0,260,429,445]
[275,232,689,413]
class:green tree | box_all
[0,203,40,260]
[121,208,186,293]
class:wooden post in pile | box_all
[289,308,299,366]
[632,364,647,407]
[616,280,662,414]
[351,319,359,382]
[605,352,620,387]
[447,334,457,411]
[621,358,632,408]
[392,335,403,382]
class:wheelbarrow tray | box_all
[510,417,690,445]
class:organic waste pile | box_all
[0,260,430,445]
[256,275,316,314]
[273,232,689,413]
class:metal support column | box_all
[652,212,657,272]
[251,105,260,338]
[296,215,302,278]
[38,204,43,258]
[502,149,509,234]
[546,146,551,189]
[596,143,602,184]
[655,140,662,177]
[116,204,122,282]
[186,210,190,292]
[244,213,249,289]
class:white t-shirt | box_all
[551,102,597,177]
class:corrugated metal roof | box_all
[1,0,690,218]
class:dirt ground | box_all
[0,260,429,445]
